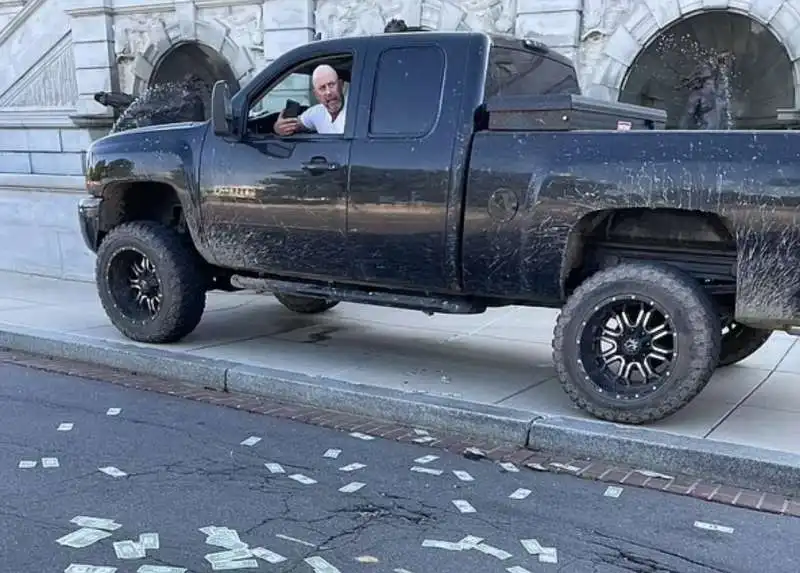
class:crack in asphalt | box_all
[586,531,731,573]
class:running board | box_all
[233,276,486,315]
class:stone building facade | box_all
[0,0,799,281]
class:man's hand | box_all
[274,112,300,136]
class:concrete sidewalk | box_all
[1,270,799,489]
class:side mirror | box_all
[211,80,233,137]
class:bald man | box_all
[274,64,346,136]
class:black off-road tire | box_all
[274,293,339,314]
[718,323,772,367]
[552,263,720,424]
[96,221,206,343]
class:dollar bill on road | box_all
[57,528,113,548]
[136,532,159,550]
[70,516,122,531]
[113,540,146,559]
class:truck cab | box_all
[202,32,579,293]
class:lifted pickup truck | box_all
[79,30,800,425]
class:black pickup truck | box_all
[78,30,800,425]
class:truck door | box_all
[347,39,462,292]
[198,53,360,280]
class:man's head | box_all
[311,64,344,117]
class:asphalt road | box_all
[1,362,798,573]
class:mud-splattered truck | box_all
[78,30,799,425]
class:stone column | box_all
[258,0,316,111]
[65,0,117,125]
[262,0,315,63]
[515,0,582,64]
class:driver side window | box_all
[249,72,312,119]
[245,55,353,137]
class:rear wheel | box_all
[718,320,772,367]
[553,263,720,424]
[96,221,206,343]
[274,293,339,314]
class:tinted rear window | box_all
[485,46,580,98]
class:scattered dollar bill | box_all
[251,547,286,564]
[206,548,253,564]
[239,436,261,447]
[137,567,186,573]
[348,432,374,440]
[288,473,317,485]
[65,565,118,573]
[42,457,60,468]
[70,516,122,531]
[323,449,341,459]
[509,488,531,500]
[457,536,484,549]
[412,436,435,443]
[113,540,146,559]
[604,486,623,498]
[452,499,476,513]
[498,462,519,473]
[520,538,544,555]
[422,539,463,551]
[452,470,474,481]
[410,466,443,476]
[539,547,558,563]
[304,556,342,573]
[58,423,74,431]
[338,463,365,472]
[507,567,533,573]
[475,543,512,560]
[98,466,127,478]
[18,460,36,468]
[338,482,365,493]
[56,528,112,548]
[264,463,284,474]
[139,532,160,550]
[414,455,439,464]
[106,408,121,416]
[210,559,259,570]
[204,527,245,549]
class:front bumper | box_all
[78,196,102,253]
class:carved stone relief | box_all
[579,0,635,88]
[202,5,264,54]
[0,35,78,107]
[314,0,410,38]
[113,11,179,93]
[314,0,516,39]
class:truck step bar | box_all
[239,277,488,315]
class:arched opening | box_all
[149,41,240,120]
[620,11,794,129]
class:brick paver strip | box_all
[0,345,796,519]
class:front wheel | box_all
[274,293,339,314]
[552,263,720,424]
[96,221,206,343]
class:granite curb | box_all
[0,322,797,494]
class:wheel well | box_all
[563,208,737,299]
[98,182,184,242]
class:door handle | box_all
[301,157,340,174]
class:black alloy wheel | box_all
[107,249,163,320]
[579,297,676,401]
[553,263,720,424]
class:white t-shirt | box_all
[299,102,346,134]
